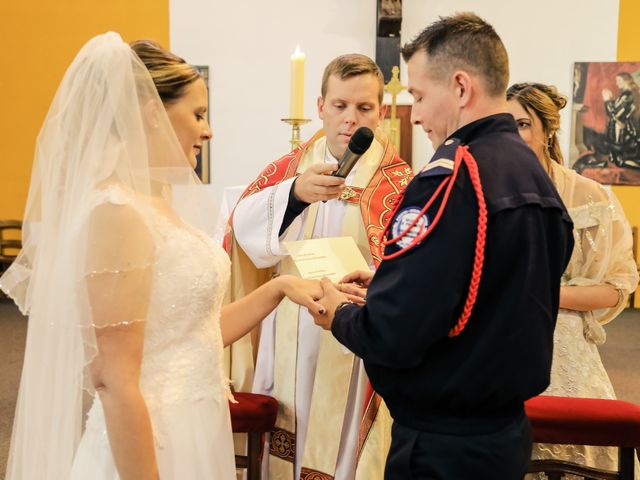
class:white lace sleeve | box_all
[83,186,155,328]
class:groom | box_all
[312,12,574,479]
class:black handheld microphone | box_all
[332,126,375,178]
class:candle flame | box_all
[294,45,301,55]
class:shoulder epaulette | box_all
[418,137,461,178]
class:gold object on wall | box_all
[382,66,407,152]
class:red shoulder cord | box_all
[378,145,488,337]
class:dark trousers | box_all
[384,412,532,480]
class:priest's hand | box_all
[293,163,345,203]
[337,270,373,305]
[313,277,350,330]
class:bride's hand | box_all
[278,275,326,315]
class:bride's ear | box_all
[143,99,163,129]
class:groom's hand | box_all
[336,270,373,305]
[313,277,349,330]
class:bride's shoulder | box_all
[85,183,154,239]
[91,182,139,206]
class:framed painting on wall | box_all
[571,61,640,185]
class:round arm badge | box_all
[391,207,430,249]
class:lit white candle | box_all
[289,45,305,118]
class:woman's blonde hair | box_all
[507,82,567,168]
[130,39,202,105]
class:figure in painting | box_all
[602,72,640,168]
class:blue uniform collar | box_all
[451,113,518,144]
[418,114,518,179]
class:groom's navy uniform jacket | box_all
[331,114,574,478]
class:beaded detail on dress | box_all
[84,185,232,445]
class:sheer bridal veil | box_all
[1,32,216,479]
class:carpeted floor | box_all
[1,300,639,475]
[0,300,27,477]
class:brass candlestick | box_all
[281,118,311,149]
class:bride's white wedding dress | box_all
[70,186,236,479]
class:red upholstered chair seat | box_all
[524,395,640,479]
[230,392,278,433]
[525,395,640,447]
[229,392,279,480]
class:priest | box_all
[225,53,411,480]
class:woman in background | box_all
[507,82,639,473]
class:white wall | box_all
[401,0,619,171]
[170,0,619,200]
[170,0,378,201]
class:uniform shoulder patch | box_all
[391,207,430,249]
[418,138,461,178]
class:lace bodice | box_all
[89,186,232,410]
[140,210,231,411]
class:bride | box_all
[1,32,324,480]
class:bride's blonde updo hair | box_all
[507,82,567,168]
[130,39,202,105]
